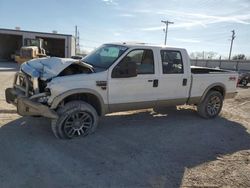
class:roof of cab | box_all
[104,42,186,51]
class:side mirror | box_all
[112,61,137,78]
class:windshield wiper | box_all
[81,60,93,68]
[79,60,96,72]
[91,65,106,69]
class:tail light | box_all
[237,78,240,87]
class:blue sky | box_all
[0,0,249,57]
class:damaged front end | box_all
[5,57,94,119]
[5,72,58,119]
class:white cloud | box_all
[133,9,152,13]
[119,13,135,17]
[139,11,250,31]
[113,32,121,36]
[140,21,207,31]
[140,26,164,31]
[101,0,118,5]
[173,21,207,29]
[173,38,200,43]
[181,12,250,25]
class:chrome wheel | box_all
[207,95,221,116]
[63,111,93,138]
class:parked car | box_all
[5,43,238,139]
[238,71,250,87]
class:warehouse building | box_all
[0,28,75,61]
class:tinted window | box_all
[83,44,128,69]
[121,49,154,74]
[161,50,183,74]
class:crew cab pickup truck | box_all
[5,43,238,139]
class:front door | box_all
[108,49,158,111]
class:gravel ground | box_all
[0,62,249,188]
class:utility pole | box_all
[161,20,174,45]
[228,30,236,60]
[75,25,77,55]
[77,30,80,54]
[75,25,80,55]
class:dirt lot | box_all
[0,62,249,188]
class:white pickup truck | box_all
[5,43,238,139]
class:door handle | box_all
[148,79,158,87]
[183,78,187,86]
[153,79,158,87]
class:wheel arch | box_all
[50,89,107,116]
[200,83,226,103]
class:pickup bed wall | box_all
[190,59,250,71]
[191,67,228,74]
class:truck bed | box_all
[190,66,238,100]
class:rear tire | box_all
[51,101,99,139]
[197,90,223,119]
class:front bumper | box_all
[5,88,58,119]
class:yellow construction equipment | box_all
[15,38,47,64]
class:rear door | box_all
[108,48,159,110]
[157,49,190,104]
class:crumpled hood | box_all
[21,57,81,80]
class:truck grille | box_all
[14,72,34,97]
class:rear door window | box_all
[161,50,183,74]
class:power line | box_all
[161,20,174,45]
[228,30,236,60]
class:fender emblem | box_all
[229,76,236,81]
[96,81,107,90]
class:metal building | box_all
[0,28,75,61]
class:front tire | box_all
[197,91,223,119]
[51,101,99,139]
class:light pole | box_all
[161,20,174,45]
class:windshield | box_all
[83,44,128,69]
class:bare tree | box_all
[232,54,247,60]
[206,51,218,59]
[189,51,219,59]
